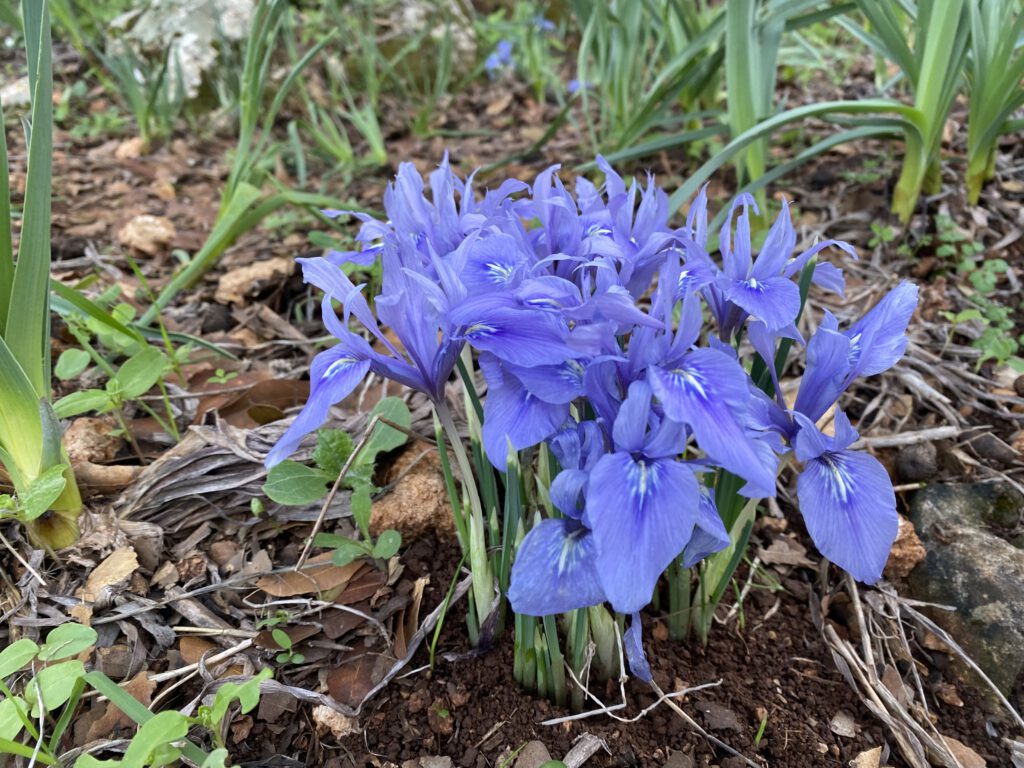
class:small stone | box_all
[514,741,551,768]
[420,758,453,768]
[697,701,742,732]
[908,482,1024,693]
[114,136,148,159]
[1014,375,1024,398]
[896,441,937,482]
[64,417,122,464]
[662,752,695,768]
[427,702,454,736]
[371,448,456,541]
[209,540,238,567]
[407,688,430,715]
[214,257,294,306]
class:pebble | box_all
[895,441,937,482]
[514,741,551,768]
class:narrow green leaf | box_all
[261,460,331,505]
[0,736,55,764]
[6,0,53,396]
[82,670,209,765]
[0,96,13,336]
[53,389,114,419]
[0,335,44,486]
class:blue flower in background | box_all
[485,39,514,78]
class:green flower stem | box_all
[434,399,495,635]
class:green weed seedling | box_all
[0,622,272,767]
[270,630,305,666]
[262,397,412,565]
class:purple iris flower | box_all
[794,282,918,423]
[682,187,857,343]
[270,155,918,684]
[792,410,897,582]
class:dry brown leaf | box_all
[194,377,309,429]
[77,548,139,604]
[326,650,389,708]
[940,736,986,768]
[118,214,176,256]
[214,257,295,306]
[179,636,219,665]
[332,564,388,604]
[85,670,156,741]
[758,537,814,568]
[849,747,881,768]
[322,599,371,640]
[829,710,857,738]
[933,681,964,707]
[256,554,363,598]
[312,705,359,739]
[394,577,428,659]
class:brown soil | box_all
[314,536,1011,768]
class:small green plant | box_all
[208,368,239,385]
[0,622,271,766]
[965,0,1024,203]
[842,156,886,186]
[0,1,82,550]
[261,397,412,565]
[868,222,897,249]
[270,629,305,665]
[754,713,769,748]
[94,43,185,147]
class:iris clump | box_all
[266,156,917,685]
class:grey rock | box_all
[907,482,1024,693]
[514,741,552,768]
[419,758,453,768]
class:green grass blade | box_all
[6,0,53,397]
[668,98,925,213]
[0,97,13,335]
